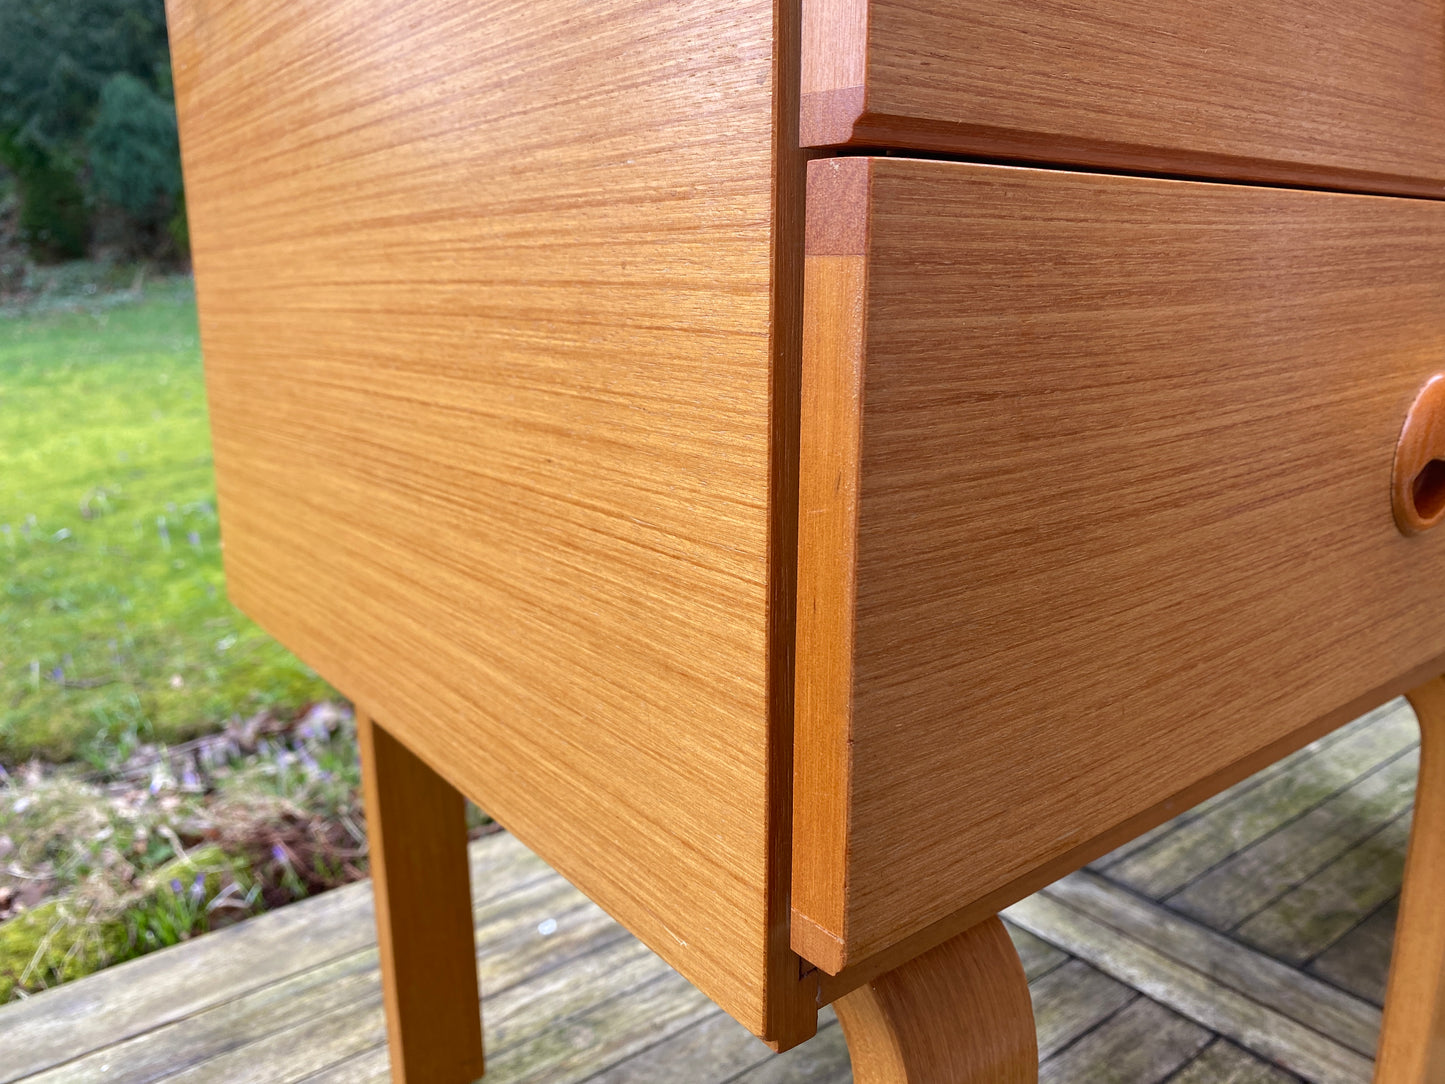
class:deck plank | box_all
[26,870,621,1083]
[460,969,719,1084]
[168,912,652,1083]
[1236,813,1410,966]
[27,952,382,1084]
[0,885,376,1084]
[1038,998,1211,1084]
[1307,899,1397,1007]
[288,953,707,1084]
[730,1017,851,1084]
[1167,748,1417,931]
[1031,960,1136,1059]
[1007,922,1071,982]
[1165,1039,1301,1084]
[580,1011,773,1083]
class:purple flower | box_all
[271,844,288,865]
[190,873,205,903]
[170,878,183,895]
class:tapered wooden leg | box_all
[835,916,1038,1083]
[358,710,485,1084]
[1375,677,1445,1084]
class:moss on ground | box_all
[0,899,129,1001]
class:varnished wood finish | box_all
[834,916,1038,1083]
[168,0,1445,1062]
[794,156,1445,972]
[1392,376,1445,535]
[799,0,1445,198]
[165,0,815,1043]
[357,710,483,1084]
[1375,677,1445,1083]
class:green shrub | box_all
[0,139,88,261]
[167,190,189,258]
[86,74,182,224]
[0,0,179,262]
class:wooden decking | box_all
[0,700,1416,1083]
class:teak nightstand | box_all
[166,0,1445,1079]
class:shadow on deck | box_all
[0,699,1414,1083]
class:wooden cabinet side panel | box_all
[794,158,1445,968]
[801,0,1445,198]
[166,0,809,1038]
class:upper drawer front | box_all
[792,156,1445,973]
[801,0,1445,197]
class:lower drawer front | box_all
[792,156,1445,973]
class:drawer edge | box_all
[791,158,874,973]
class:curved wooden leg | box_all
[1375,677,1445,1084]
[835,916,1038,1083]
[359,710,486,1083]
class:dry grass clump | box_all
[0,701,368,1000]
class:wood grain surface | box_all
[357,710,484,1084]
[800,0,1445,198]
[1374,676,1445,1083]
[834,916,1038,1083]
[793,156,1445,972]
[166,0,814,1043]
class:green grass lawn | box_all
[0,279,331,764]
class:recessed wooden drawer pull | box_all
[1393,375,1445,535]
